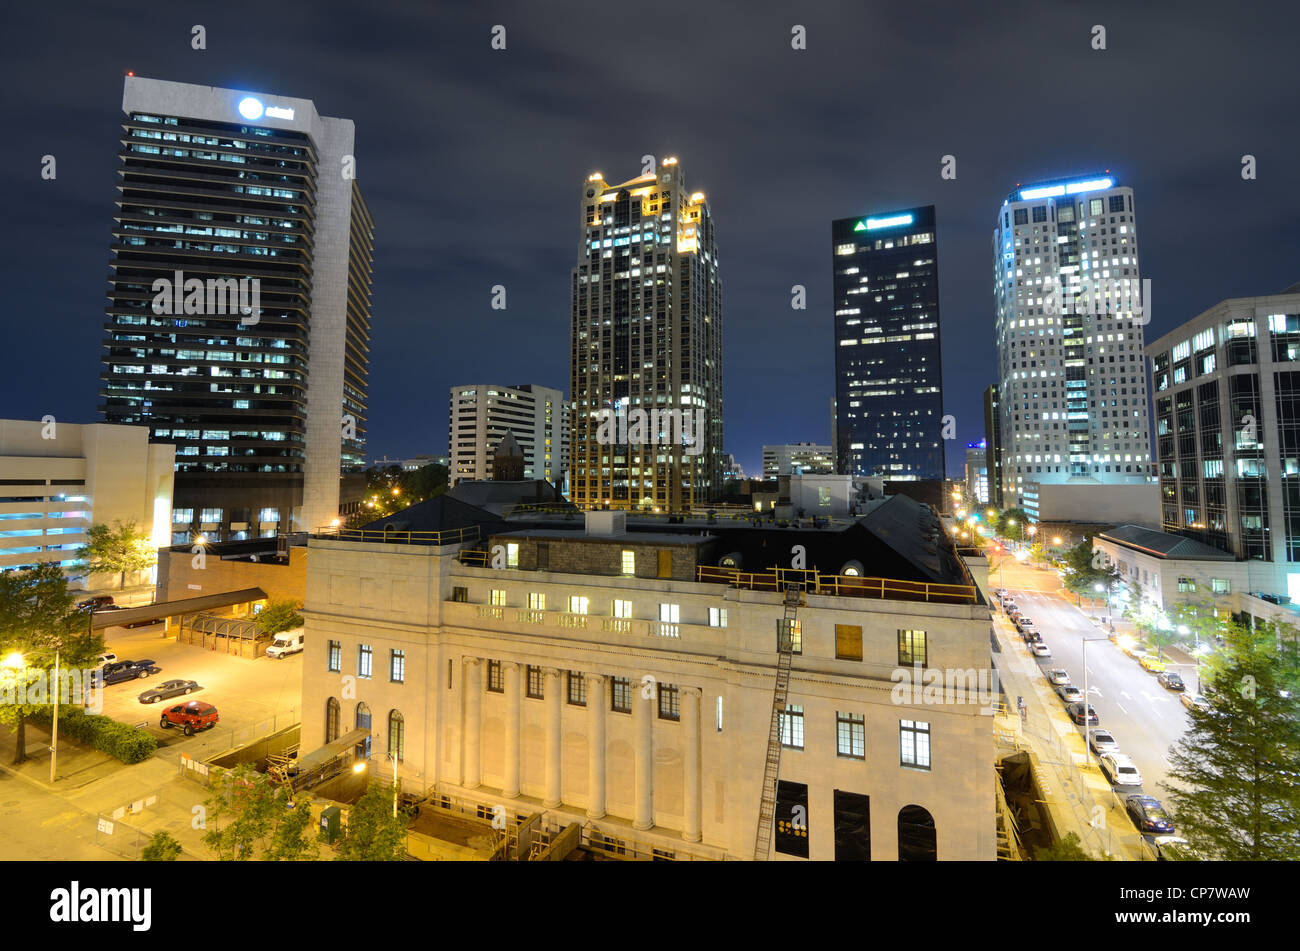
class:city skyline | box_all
[4,3,1299,481]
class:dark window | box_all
[357,644,372,679]
[526,665,544,699]
[327,640,341,673]
[775,780,810,858]
[567,670,586,706]
[390,649,405,683]
[487,660,503,693]
[658,683,680,720]
[451,586,468,603]
[1109,195,1125,213]
[611,677,632,712]
[1031,205,1047,223]
[833,790,871,861]
[325,697,340,743]
[1013,208,1028,226]
[898,805,937,861]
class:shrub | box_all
[141,830,182,861]
[29,706,158,764]
[256,600,303,636]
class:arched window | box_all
[388,710,405,762]
[355,702,372,756]
[325,697,340,743]
[897,805,937,861]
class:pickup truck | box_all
[96,659,161,685]
[159,700,220,736]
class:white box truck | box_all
[265,629,305,659]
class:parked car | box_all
[1015,616,1034,632]
[1057,684,1083,703]
[76,595,115,612]
[122,614,164,630]
[1140,655,1168,674]
[1181,692,1212,713]
[96,659,160,685]
[265,630,305,659]
[1126,794,1175,834]
[1031,642,1052,658]
[94,652,118,670]
[159,700,219,736]
[1066,702,1099,726]
[1089,729,1120,754]
[1123,642,1148,658]
[1141,834,1191,861]
[1026,631,1045,646]
[1046,668,1071,686]
[1100,753,1143,787]
[138,679,202,704]
[1157,670,1186,691]
[1020,626,1039,642]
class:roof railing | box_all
[696,565,977,604]
[312,525,481,546]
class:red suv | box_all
[159,700,220,736]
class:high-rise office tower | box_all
[570,159,722,511]
[101,77,374,543]
[993,174,1153,522]
[448,384,568,487]
[983,384,1004,508]
[832,206,944,481]
[1147,286,1300,595]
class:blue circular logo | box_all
[237,97,264,120]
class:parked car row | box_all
[91,655,217,729]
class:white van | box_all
[265,629,305,659]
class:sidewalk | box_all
[0,721,215,860]
[992,612,1143,860]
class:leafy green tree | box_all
[256,600,302,636]
[336,781,408,861]
[0,563,101,763]
[75,520,155,589]
[996,507,1031,541]
[202,764,281,860]
[1033,831,1097,861]
[1161,619,1300,860]
[1060,539,1119,605]
[140,830,182,861]
[263,799,320,861]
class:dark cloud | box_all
[2,0,1296,477]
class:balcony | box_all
[557,613,588,630]
[477,605,504,620]
[516,610,545,625]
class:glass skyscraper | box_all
[100,77,374,541]
[832,205,944,481]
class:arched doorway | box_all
[897,805,936,861]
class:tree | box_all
[263,799,320,861]
[202,764,282,860]
[140,830,182,861]
[336,781,408,861]
[0,563,101,763]
[1161,618,1300,860]
[75,520,155,590]
[1060,539,1119,605]
[1033,831,1097,861]
[256,600,302,636]
[996,507,1031,541]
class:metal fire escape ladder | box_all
[754,583,801,861]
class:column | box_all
[503,662,521,798]
[633,682,654,830]
[586,674,607,819]
[544,668,563,807]
[682,687,702,842]
[463,657,482,789]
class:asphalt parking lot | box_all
[93,622,303,756]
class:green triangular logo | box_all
[853,220,867,231]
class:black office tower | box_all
[832,206,944,481]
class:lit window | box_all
[490,589,507,606]
[837,711,865,759]
[709,607,727,627]
[900,719,931,769]
[528,592,545,610]
[569,595,589,615]
[621,550,635,575]
[612,599,633,618]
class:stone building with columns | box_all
[300,501,996,860]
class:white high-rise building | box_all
[992,174,1156,523]
[448,385,568,487]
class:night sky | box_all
[4,0,1297,479]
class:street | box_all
[991,554,1193,800]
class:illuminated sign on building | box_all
[1018,177,1114,201]
[853,213,915,232]
[237,96,295,122]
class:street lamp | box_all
[2,646,61,783]
[352,750,401,817]
[1093,582,1104,614]
[1080,635,1109,769]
